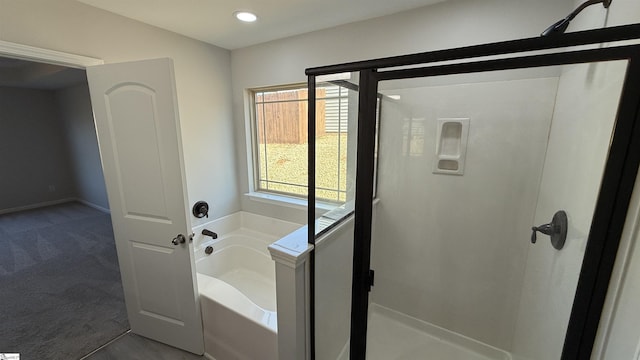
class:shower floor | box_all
[361,304,512,360]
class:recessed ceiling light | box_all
[234,11,257,23]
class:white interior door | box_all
[86,58,203,354]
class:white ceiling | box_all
[76,0,447,50]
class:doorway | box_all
[0,53,129,358]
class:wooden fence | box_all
[256,89,326,144]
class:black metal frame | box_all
[307,23,640,360]
[307,75,316,359]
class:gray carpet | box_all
[0,202,129,359]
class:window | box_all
[250,84,353,203]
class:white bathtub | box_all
[194,211,302,360]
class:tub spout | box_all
[202,229,218,239]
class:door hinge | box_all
[368,269,375,292]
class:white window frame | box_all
[246,83,353,207]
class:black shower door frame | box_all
[307,23,640,360]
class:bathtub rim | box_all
[191,210,303,251]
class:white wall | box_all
[55,82,109,210]
[230,0,574,223]
[510,60,626,360]
[372,77,558,350]
[0,87,76,211]
[0,0,237,223]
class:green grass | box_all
[258,133,349,202]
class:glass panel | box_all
[363,60,628,360]
[314,74,364,230]
[314,72,360,360]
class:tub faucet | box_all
[202,229,218,239]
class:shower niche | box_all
[433,118,469,175]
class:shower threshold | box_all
[340,304,512,360]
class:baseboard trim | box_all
[0,198,77,215]
[76,198,111,214]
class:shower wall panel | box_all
[511,61,627,360]
[372,77,560,350]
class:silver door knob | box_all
[171,234,186,246]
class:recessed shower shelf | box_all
[433,118,470,175]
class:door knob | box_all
[171,234,186,246]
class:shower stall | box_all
[307,24,640,360]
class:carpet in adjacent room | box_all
[0,202,129,359]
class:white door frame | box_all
[0,41,104,216]
[0,40,103,68]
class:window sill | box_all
[245,192,338,212]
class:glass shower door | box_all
[311,73,361,360]
[362,60,630,360]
